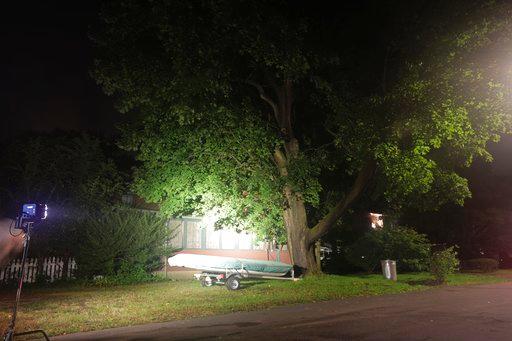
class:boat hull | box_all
[168,253,292,277]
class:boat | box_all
[168,253,293,277]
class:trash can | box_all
[380,260,397,281]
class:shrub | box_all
[430,246,459,284]
[464,258,498,273]
[91,262,162,286]
[75,208,174,279]
[346,226,431,273]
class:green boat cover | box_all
[168,253,292,275]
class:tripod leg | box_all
[2,223,50,341]
[2,330,14,341]
[3,225,31,340]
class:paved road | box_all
[54,282,512,341]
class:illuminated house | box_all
[123,194,291,265]
[167,217,290,264]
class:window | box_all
[167,217,265,250]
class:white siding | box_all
[220,229,237,249]
[168,219,184,247]
[186,221,201,248]
[238,232,253,250]
[168,217,271,251]
[205,227,221,249]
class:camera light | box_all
[21,203,48,222]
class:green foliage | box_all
[31,216,83,258]
[346,226,431,273]
[329,2,512,210]
[123,107,285,241]
[91,1,512,243]
[75,209,173,279]
[90,262,162,286]
[464,258,498,273]
[430,246,460,284]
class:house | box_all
[123,194,292,267]
[167,216,291,264]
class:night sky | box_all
[1,1,511,193]
[0,1,119,138]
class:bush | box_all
[75,208,173,279]
[430,246,459,284]
[91,262,162,286]
[464,258,498,273]
[346,226,431,273]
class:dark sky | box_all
[485,135,512,176]
[0,1,119,138]
[0,1,511,175]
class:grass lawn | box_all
[0,271,508,337]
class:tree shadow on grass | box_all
[239,280,266,289]
[346,272,378,279]
[403,279,438,286]
[345,273,439,286]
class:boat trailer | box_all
[194,267,299,290]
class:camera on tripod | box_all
[3,202,50,341]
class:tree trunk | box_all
[282,159,375,276]
[274,135,321,275]
[283,185,320,274]
[315,240,322,270]
[250,78,374,276]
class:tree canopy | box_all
[92,0,512,271]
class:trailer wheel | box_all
[200,276,213,287]
[226,275,241,290]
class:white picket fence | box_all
[0,257,76,284]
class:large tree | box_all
[92,0,512,273]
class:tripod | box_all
[3,221,49,341]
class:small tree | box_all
[346,226,431,273]
[75,208,173,279]
[430,246,459,284]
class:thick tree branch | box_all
[275,79,294,140]
[283,79,294,139]
[273,148,288,176]
[246,80,280,123]
[308,159,376,244]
